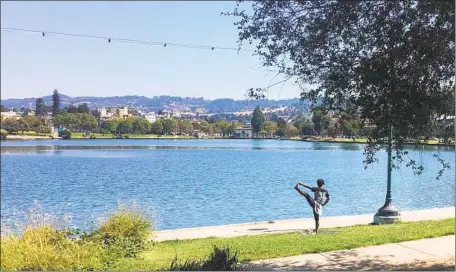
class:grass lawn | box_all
[71,133,192,139]
[11,131,51,136]
[113,218,454,270]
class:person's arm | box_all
[323,190,330,206]
[298,182,313,190]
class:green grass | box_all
[70,133,192,139]
[10,131,51,136]
[114,218,454,270]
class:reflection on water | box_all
[1,144,364,153]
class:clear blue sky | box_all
[1,1,299,100]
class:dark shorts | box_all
[302,192,320,220]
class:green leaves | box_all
[251,106,265,133]
[229,0,454,175]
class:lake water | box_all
[1,139,454,231]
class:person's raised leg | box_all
[295,183,315,208]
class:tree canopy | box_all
[251,106,265,133]
[226,0,454,176]
[35,98,46,116]
[52,89,60,117]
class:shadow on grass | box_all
[249,246,454,271]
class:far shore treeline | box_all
[1,90,454,142]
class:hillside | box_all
[1,94,310,113]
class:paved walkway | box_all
[249,235,455,270]
[152,207,454,241]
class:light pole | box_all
[374,125,401,224]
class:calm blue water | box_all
[1,139,454,230]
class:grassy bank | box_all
[1,208,453,271]
[71,132,193,139]
[114,218,454,270]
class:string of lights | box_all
[1,27,255,53]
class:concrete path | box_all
[152,207,454,241]
[249,235,455,270]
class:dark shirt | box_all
[311,187,330,205]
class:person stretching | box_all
[294,179,330,234]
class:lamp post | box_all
[374,125,401,224]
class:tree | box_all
[151,120,164,135]
[199,120,210,133]
[178,120,194,134]
[35,98,46,116]
[162,118,178,135]
[77,103,90,114]
[301,121,315,136]
[23,116,40,131]
[227,0,454,175]
[102,119,119,134]
[286,125,299,138]
[264,121,278,135]
[117,118,134,134]
[312,110,330,136]
[251,106,265,134]
[77,113,98,132]
[276,118,287,137]
[52,89,60,117]
[1,118,20,133]
[132,117,152,134]
[0,105,9,112]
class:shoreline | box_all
[1,135,454,147]
[151,206,455,241]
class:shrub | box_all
[167,246,250,271]
[1,226,105,271]
[1,201,154,271]
[0,129,8,140]
[59,130,72,139]
[85,203,152,258]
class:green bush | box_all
[1,202,154,271]
[1,226,105,271]
[0,129,8,140]
[59,130,72,139]
[167,246,249,271]
[84,204,152,258]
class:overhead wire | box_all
[1,27,255,53]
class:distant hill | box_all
[1,94,311,113]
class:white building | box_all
[172,109,182,118]
[235,127,253,138]
[1,111,21,120]
[144,112,157,123]
[99,106,131,120]
[117,106,129,117]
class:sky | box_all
[1,1,300,100]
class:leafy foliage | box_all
[35,98,47,116]
[52,89,60,117]
[226,0,455,176]
[251,106,265,133]
[1,202,154,271]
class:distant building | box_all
[195,108,206,114]
[144,112,157,123]
[99,106,131,120]
[1,111,21,120]
[172,109,182,118]
[117,106,130,117]
[235,127,253,138]
[192,130,206,138]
